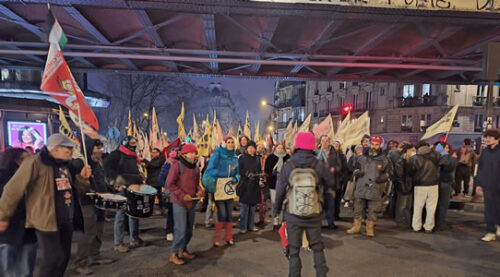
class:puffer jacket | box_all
[202,147,240,193]
[274,149,334,225]
[354,149,392,201]
[408,146,440,187]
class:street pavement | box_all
[66,208,500,277]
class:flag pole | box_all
[76,104,88,166]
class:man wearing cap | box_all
[0,133,91,277]
[347,134,392,237]
[167,144,203,265]
[274,132,333,277]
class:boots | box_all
[225,222,234,245]
[366,220,375,237]
[169,253,184,265]
[347,219,362,234]
[213,222,224,247]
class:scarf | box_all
[273,151,287,173]
[316,147,329,163]
[119,145,140,164]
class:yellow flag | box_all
[197,121,211,157]
[228,127,235,137]
[59,106,83,158]
[193,114,199,142]
[421,104,459,140]
[236,124,243,149]
[254,120,261,142]
[132,122,138,138]
[298,114,311,133]
[335,112,351,144]
[150,107,159,149]
[343,111,371,148]
[127,110,132,136]
[244,111,251,138]
[177,102,186,140]
[216,119,224,146]
[284,120,297,150]
[313,114,335,140]
[143,133,151,161]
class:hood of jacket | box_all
[290,149,317,166]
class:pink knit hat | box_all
[295,132,316,150]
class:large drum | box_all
[95,193,127,211]
[125,184,158,218]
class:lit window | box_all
[1,69,9,81]
[403,85,414,98]
[422,84,431,96]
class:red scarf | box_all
[119,145,141,164]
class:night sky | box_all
[189,76,275,126]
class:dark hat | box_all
[246,140,257,149]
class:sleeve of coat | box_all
[167,161,184,201]
[104,150,120,180]
[0,157,37,222]
[273,162,290,215]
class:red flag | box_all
[41,41,99,130]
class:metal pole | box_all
[77,104,88,166]
[486,80,494,130]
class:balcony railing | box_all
[473,96,500,107]
[397,96,438,107]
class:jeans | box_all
[0,241,37,277]
[154,186,164,209]
[114,210,139,245]
[353,198,381,222]
[483,189,500,233]
[435,182,452,228]
[258,187,267,222]
[76,205,104,264]
[165,202,174,234]
[204,193,217,225]
[240,203,257,231]
[215,199,234,222]
[323,189,336,226]
[35,223,73,277]
[286,222,328,277]
[412,185,439,231]
[171,203,196,254]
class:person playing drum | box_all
[167,144,203,265]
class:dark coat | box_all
[264,153,290,190]
[104,149,142,185]
[331,150,346,190]
[477,144,500,193]
[408,146,440,187]
[395,157,413,195]
[237,154,262,205]
[145,156,165,187]
[274,150,334,225]
[439,154,457,183]
[354,150,392,201]
[0,166,34,245]
[72,139,110,205]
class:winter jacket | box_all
[264,153,290,190]
[332,150,347,190]
[274,149,334,225]
[202,147,240,193]
[408,146,440,187]
[477,144,500,193]
[354,150,392,201]
[439,154,457,184]
[104,149,142,185]
[72,138,110,206]
[158,161,171,188]
[0,166,33,245]
[237,154,262,205]
[456,145,478,167]
[145,156,165,187]
[395,157,413,195]
[167,157,202,210]
[0,147,87,232]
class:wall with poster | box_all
[7,121,47,150]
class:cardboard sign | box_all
[214,177,237,201]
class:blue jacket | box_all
[202,147,240,193]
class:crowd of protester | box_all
[0,127,499,276]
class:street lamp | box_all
[267,125,274,132]
[261,99,277,108]
[143,112,149,118]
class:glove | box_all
[353,170,365,178]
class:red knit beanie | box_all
[370,135,383,145]
[180,144,198,155]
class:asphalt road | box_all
[66,208,500,277]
